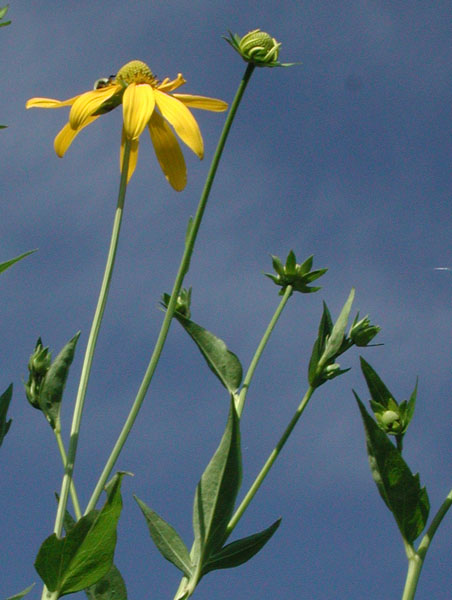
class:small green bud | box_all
[349,315,380,347]
[24,338,51,411]
[160,287,192,318]
[381,410,399,426]
[224,29,297,68]
[238,29,281,65]
[265,251,327,295]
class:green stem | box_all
[85,62,256,515]
[54,427,82,520]
[228,384,315,534]
[236,285,293,417]
[401,489,452,599]
[52,140,131,537]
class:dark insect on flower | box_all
[93,75,116,90]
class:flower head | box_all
[26,60,228,190]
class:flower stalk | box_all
[53,140,132,537]
[85,62,256,514]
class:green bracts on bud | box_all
[25,338,51,409]
[358,357,417,443]
[161,287,192,319]
[224,29,297,68]
[265,251,327,295]
[349,315,381,347]
[24,333,80,429]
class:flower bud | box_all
[238,29,281,65]
[224,29,296,68]
[349,316,380,347]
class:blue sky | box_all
[1,1,452,599]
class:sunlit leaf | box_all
[35,473,125,595]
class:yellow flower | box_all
[26,60,228,191]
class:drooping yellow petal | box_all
[54,115,100,157]
[120,127,139,182]
[69,85,121,129]
[122,83,155,140]
[157,73,186,93]
[26,96,80,109]
[148,111,187,191]
[172,94,228,112]
[153,89,203,159]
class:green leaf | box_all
[39,332,80,428]
[174,313,242,394]
[202,518,281,575]
[308,302,333,386]
[192,399,242,566]
[35,472,125,595]
[0,250,35,275]
[6,583,36,600]
[360,357,394,410]
[355,396,429,543]
[321,289,355,363]
[84,565,127,600]
[134,496,193,578]
[0,383,13,447]
[55,495,127,600]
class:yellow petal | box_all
[54,115,100,157]
[120,127,139,182]
[157,73,186,93]
[69,85,121,129]
[26,96,80,109]
[154,89,203,159]
[148,111,187,191]
[122,83,155,140]
[172,94,228,112]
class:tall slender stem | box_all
[228,384,315,534]
[236,285,293,417]
[85,63,256,515]
[54,428,81,520]
[52,140,131,536]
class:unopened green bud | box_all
[238,29,281,65]
[224,29,297,68]
[28,343,51,375]
[349,316,380,347]
[25,338,51,411]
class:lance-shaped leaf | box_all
[355,396,429,543]
[321,288,355,363]
[0,250,35,274]
[134,497,193,578]
[35,472,125,596]
[192,399,242,566]
[0,383,13,447]
[174,313,242,394]
[308,302,333,386]
[201,518,281,575]
[6,584,36,600]
[38,332,80,428]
